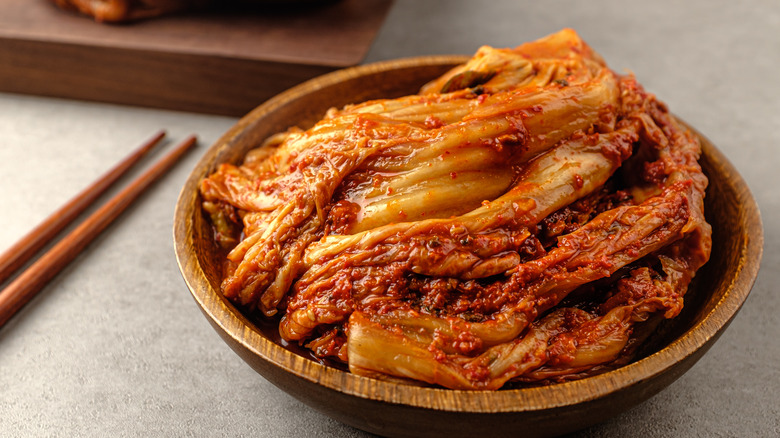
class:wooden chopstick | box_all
[0,134,198,328]
[0,130,166,285]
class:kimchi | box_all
[50,0,205,22]
[200,29,711,390]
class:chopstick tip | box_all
[182,134,198,147]
[152,130,167,141]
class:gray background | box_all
[1,0,777,436]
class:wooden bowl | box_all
[173,56,763,437]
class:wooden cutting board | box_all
[0,0,393,116]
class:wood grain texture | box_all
[173,58,763,437]
[0,0,392,116]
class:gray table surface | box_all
[1,1,777,436]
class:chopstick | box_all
[0,134,198,328]
[0,130,166,285]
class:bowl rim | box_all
[174,56,764,414]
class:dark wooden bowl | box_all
[173,56,763,438]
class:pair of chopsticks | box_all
[0,131,197,328]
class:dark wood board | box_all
[0,0,393,116]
